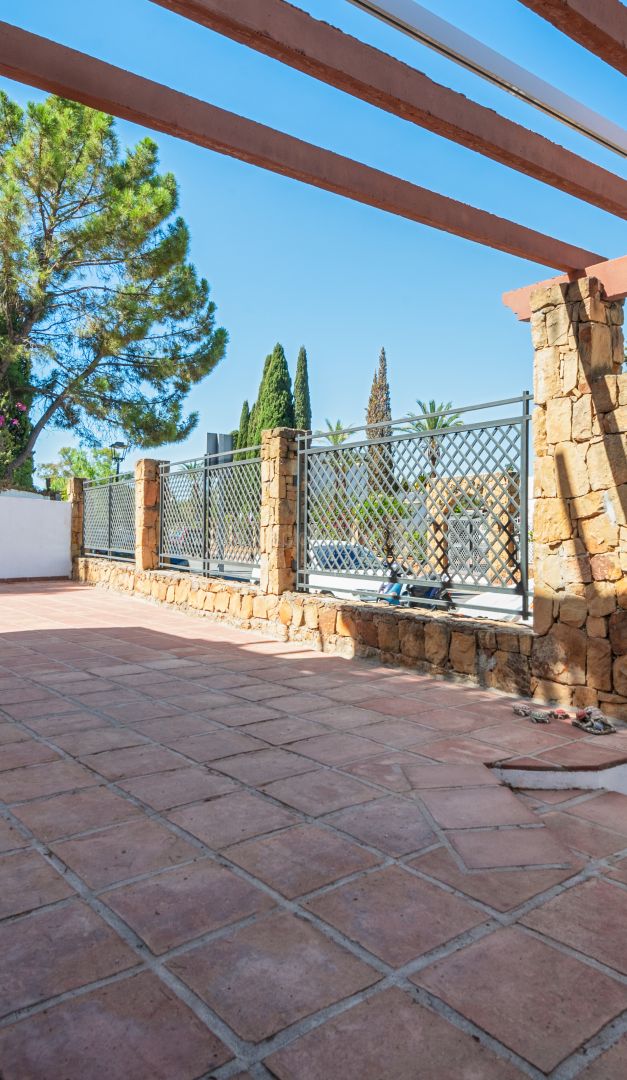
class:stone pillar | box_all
[530,276,627,715]
[67,477,84,561]
[135,459,160,571]
[259,428,299,595]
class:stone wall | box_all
[531,276,627,719]
[74,556,532,695]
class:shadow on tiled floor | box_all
[1,580,627,1078]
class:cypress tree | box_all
[294,345,312,430]
[365,347,395,555]
[255,342,295,433]
[237,400,250,452]
[366,346,392,437]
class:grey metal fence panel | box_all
[297,395,531,618]
[83,473,136,560]
[159,449,261,579]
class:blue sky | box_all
[2,0,626,472]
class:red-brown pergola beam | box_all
[0,21,605,271]
[519,0,627,76]
[503,253,627,319]
[151,0,627,219]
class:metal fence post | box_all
[520,390,531,622]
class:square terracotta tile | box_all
[418,786,537,829]
[0,899,136,1016]
[167,910,378,1041]
[416,737,508,764]
[300,705,391,730]
[211,748,315,785]
[410,846,580,912]
[261,692,332,715]
[361,697,434,719]
[80,745,184,780]
[407,708,488,735]
[536,743,624,768]
[325,796,436,856]
[10,786,141,842]
[402,763,500,789]
[415,926,627,1073]
[209,703,282,727]
[0,760,98,803]
[24,712,113,736]
[264,769,380,815]
[305,865,484,967]
[351,719,433,749]
[169,729,265,762]
[0,850,74,918]
[264,986,526,1080]
[169,790,298,849]
[470,724,571,754]
[290,733,382,766]
[0,740,61,772]
[51,817,199,889]
[522,878,627,973]
[566,792,627,836]
[0,971,230,1079]
[448,826,571,869]
[543,811,627,858]
[103,860,274,952]
[52,728,148,756]
[341,752,433,792]
[239,716,329,745]
[129,714,217,744]
[116,767,235,810]
[225,823,381,898]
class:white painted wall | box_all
[0,492,71,579]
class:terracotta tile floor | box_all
[1,582,627,1078]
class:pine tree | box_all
[0,93,227,486]
[294,346,312,430]
[237,400,250,454]
[255,343,295,433]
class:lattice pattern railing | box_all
[83,474,136,560]
[159,450,261,578]
[297,396,530,614]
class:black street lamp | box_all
[109,441,128,477]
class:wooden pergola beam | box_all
[519,0,627,76]
[503,254,627,320]
[151,0,627,217]
[0,21,605,272]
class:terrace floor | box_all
[1,580,627,1079]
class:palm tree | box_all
[322,418,349,446]
[408,400,461,473]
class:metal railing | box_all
[159,446,262,579]
[83,473,136,561]
[297,394,531,619]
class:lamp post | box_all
[109,441,128,477]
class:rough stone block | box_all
[531,623,586,685]
[559,594,587,627]
[609,611,627,655]
[424,622,450,667]
[533,498,572,543]
[614,656,627,696]
[545,399,571,444]
[449,632,476,675]
[586,638,612,691]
